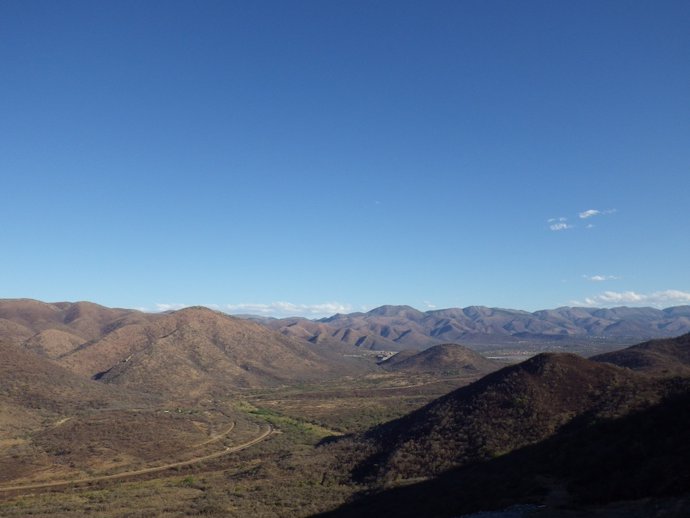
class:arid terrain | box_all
[1,299,689,517]
[255,304,690,353]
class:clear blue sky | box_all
[2,1,689,317]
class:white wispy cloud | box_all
[423,300,437,309]
[549,222,574,231]
[579,209,600,219]
[225,301,352,318]
[579,208,617,219]
[583,274,620,282]
[574,289,690,308]
[548,208,616,231]
[155,303,189,312]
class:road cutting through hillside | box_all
[0,423,274,494]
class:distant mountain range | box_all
[251,304,690,352]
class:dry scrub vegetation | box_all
[0,371,473,517]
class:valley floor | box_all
[0,371,480,517]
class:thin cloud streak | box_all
[149,301,352,318]
[549,222,574,231]
[155,303,188,312]
[574,289,690,308]
[583,275,620,282]
[579,208,617,219]
[225,301,353,318]
[579,209,601,219]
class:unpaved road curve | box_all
[0,424,274,494]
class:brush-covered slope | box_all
[321,380,690,518]
[0,341,128,412]
[0,339,246,487]
[592,332,690,376]
[0,340,151,441]
[60,307,372,397]
[0,299,158,360]
[348,352,660,482]
[22,329,88,359]
[262,316,404,350]
[0,299,152,341]
[379,343,500,375]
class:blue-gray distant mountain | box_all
[261,304,690,352]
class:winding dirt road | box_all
[0,423,274,494]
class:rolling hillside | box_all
[0,299,158,357]
[379,343,500,375]
[59,307,373,397]
[0,300,375,399]
[0,339,152,443]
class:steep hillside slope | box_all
[60,307,373,398]
[321,380,690,517]
[0,299,152,342]
[0,299,158,360]
[22,329,88,359]
[0,341,132,413]
[262,316,403,350]
[592,332,690,376]
[346,353,661,482]
[0,340,151,441]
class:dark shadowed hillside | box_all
[342,353,665,483]
[592,332,690,376]
[319,379,690,518]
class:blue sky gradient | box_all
[2,1,689,316]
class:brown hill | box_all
[0,339,247,487]
[592,332,690,376]
[320,379,690,518]
[262,316,403,350]
[0,299,374,400]
[60,307,373,398]
[0,341,151,442]
[0,299,158,359]
[22,329,87,359]
[346,352,661,483]
[379,343,500,375]
[0,299,149,340]
[0,318,35,345]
